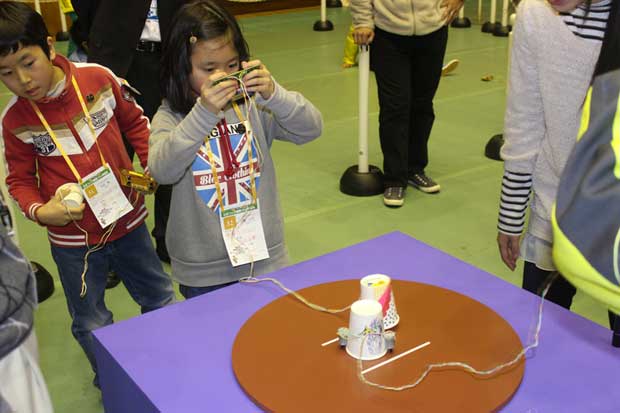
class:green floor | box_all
[3,7,609,413]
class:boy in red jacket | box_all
[0,2,174,387]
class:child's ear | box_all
[46,36,56,60]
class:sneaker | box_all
[383,187,405,207]
[408,173,441,193]
[441,59,459,76]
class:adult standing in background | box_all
[72,0,187,263]
[350,0,463,207]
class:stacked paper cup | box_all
[359,274,400,329]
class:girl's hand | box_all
[36,193,86,226]
[240,60,275,100]
[497,232,521,271]
[200,71,237,113]
[353,27,374,45]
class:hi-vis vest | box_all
[552,69,620,314]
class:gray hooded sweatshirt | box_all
[149,82,323,287]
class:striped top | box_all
[498,0,609,236]
[560,0,610,42]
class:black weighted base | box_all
[56,31,70,41]
[493,25,511,37]
[326,0,342,7]
[451,17,471,28]
[313,20,334,32]
[340,165,384,196]
[485,134,505,161]
[481,22,502,33]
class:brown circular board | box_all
[232,280,524,412]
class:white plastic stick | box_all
[490,0,497,23]
[361,341,431,375]
[458,5,465,19]
[357,45,370,173]
[321,337,339,347]
[34,0,41,14]
[478,0,482,23]
[321,0,327,22]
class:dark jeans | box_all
[125,49,172,259]
[371,26,448,188]
[50,224,175,375]
[522,261,576,309]
[179,281,238,300]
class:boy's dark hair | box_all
[0,1,50,58]
[160,0,250,115]
[593,0,620,77]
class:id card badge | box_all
[220,202,269,267]
[81,165,133,228]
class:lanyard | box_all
[29,76,108,184]
[204,102,257,212]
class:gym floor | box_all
[2,5,608,412]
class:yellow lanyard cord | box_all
[204,104,258,213]
[29,76,108,183]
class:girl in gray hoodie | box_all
[149,1,323,299]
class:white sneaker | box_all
[441,59,460,76]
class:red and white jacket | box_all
[2,55,150,247]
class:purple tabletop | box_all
[93,232,620,412]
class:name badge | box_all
[220,202,269,267]
[81,165,133,228]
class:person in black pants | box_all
[73,0,186,269]
[351,0,463,207]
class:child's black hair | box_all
[160,0,250,115]
[0,1,50,58]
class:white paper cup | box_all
[345,299,387,360]
[55,183,84,208]
[360,274,400,329]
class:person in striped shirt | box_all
[497,0,619,309]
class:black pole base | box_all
[493,25,510,37]
[313,20,334,32]
[340,165,384,196]
[56,31,70,41]
[481,22,501,33]
[32,262,55,303]
[485,134,504,161]
[326,0,343,7]
[451,17,471,28]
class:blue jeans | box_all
[51,223,174,376]
[179,281,238,299]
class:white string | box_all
[355,277,553,391]
[241,270,555,391]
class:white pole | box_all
[458,6,465,19]
[506,14,515,96]
[34,0,41,14]
[58,1,68,32]
[358,45,370,173]
[490,0,497,23]
[321,0,327,22]
[478,0,482,23]
[500,0,509,28]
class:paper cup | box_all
[56,183,84,208]
[360,274,400,329]
[345,299,387,360]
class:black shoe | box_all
[408,173,440,193]
[383,187,405,207]
[105,271,121,289]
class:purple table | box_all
[93,232,620,412]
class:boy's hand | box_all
[497,232,520,271]
[35,193,86,226]
[240,60,275,100]
[441,0,464,23]
[200,71,237,114]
